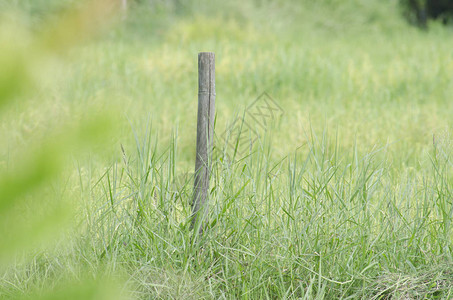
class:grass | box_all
[1,0,453,298]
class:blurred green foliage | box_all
[0,0,127,299]
[1,0,453,298]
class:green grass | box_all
[1,0,453,298]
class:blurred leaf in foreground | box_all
[0,0,119,110]
[0,0,125,297]
[0,14,31,108]
[0,112,118,263]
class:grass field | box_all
[1,0,453,298]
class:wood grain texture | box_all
[191,52,215,234]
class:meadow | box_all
[1,0,453,298]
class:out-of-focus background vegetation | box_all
[1,0,453,298]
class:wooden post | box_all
[191,52,215,233]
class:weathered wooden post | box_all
[191,52,215,234]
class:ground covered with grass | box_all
[1,0,453,299]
